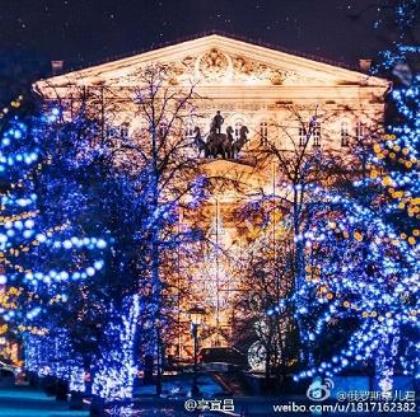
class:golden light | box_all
[188,305,206,326]
[354,231,363,242]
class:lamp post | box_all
[188,305,205,397]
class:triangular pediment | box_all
[35,34,388,91]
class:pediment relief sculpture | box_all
[198,48,230,80]
[232,55,289,84]
[35,35,389,93]
[106,48,327,87]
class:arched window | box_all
[106,125,117,138]
[298,121,321,147]
[158,122,168,138]
[341,121,350,147]
[260,121,268,145]
[185,121,194,138]
[312,121,321,147]
[298,124,307,147]
[356,121,366,141]
[120,122,129,137]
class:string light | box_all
[0,100,111,378]
[288,35,419,395]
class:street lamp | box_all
[188,305,205,397]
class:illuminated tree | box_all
[253,105,342,368]
[101,64,207,395]
[292,185,417,392]
[36,104,145,403]
[234,214,295,382]
[91,295,140,402]
[29,64,207,405]
[292,15,419,392]
[0,97,109,393]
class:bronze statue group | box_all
[193,111,249,159]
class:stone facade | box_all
[35,34,389,156]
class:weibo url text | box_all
[273,401,417,413]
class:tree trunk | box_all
[89,396,105,417]
[69,391,84,410]
[375,328,399,398]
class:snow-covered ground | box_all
[135,373,225,398]
[0,377,226,417]
[0,387,88,417]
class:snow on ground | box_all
[0,387,88,417]
[0,375,225,417]
[135,373,225,398]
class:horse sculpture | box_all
[206,125,234,159]
[232,125,249,158]
[193,126,207,157]
[193,124,248,160]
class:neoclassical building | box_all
[35,34,389,360]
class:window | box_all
[341,121,350,147]
[185,122,194,138]
[356,121,366,141]
[299,121,321,147]
[312,121,321,147]
[120,123,129,138]
[158,122,168,137]
[259,121,268,145]
[298,124,307,147]
[105,125,116,138]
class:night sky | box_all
[0,0,416,82]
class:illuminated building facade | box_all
[35,34,389,359]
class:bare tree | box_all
[246,105,346,368]
[233,216,295,386]
[107,64,208,394]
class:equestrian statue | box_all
[193,111,249,159]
